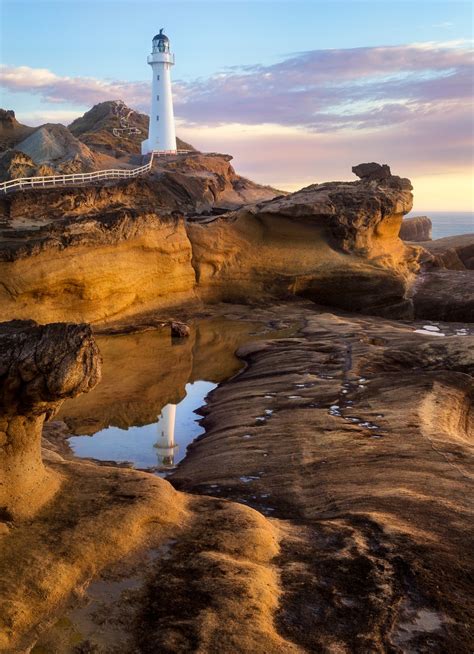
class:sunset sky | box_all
[1,0,473,211]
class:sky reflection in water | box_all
[68,380,215,473]
[61,317,291,474]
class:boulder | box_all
[399,215,432,241]
[352,162,392,181]
[413,269,474,322]
[170,321,190,338]
[0,320,101,518]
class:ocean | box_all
[406,211,473,239]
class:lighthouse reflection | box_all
[154,404,178,469]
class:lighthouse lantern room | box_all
[141,29,177,155]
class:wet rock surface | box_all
[413,269,474,322]
[0,303,472,653]
[171,306,474,653]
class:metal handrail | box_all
[0,149,193,195]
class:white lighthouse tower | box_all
[141,29,177,155]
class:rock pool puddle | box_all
[59,317,296,475]
[412,320,473,337]
[68,381,216,474]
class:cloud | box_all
[0,64,149,110]
[172,42,473,131]
[1,42,472,132]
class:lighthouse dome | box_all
[153,29,169,43]
[152,29,170,53]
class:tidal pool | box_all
[59,317,294,475]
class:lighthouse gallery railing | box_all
[0,150,192,195]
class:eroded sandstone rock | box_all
[189,164,419,318]
[420,233,474,270]
[399,215,432,241]
[0,320,101,518]
[0,163,423,324]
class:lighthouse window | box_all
[156,115,159,121]
[156,75,160,80]
[156,95,160,100]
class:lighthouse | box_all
[141,29,177,155]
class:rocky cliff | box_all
[420,234,474,270]
[0,163,422,324]
[189,164,419,317]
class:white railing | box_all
[112,127,142,136]
[0,150,193,195]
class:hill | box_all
[69,100,195,157]
[0,109,35,151]
[15,123,100,173]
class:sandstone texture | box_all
[418,233,474,270]
[0,163,423,325]
[0,313,301,653]
[413,270,474,322]
[171,306,474,653]
[399,215,432,241]
[0,320,101,518]
[0,302,472,653]
[188,166,418,317]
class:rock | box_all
[0,165,421,324]
[352,161,391,181]
[170,320,190,338]
[0,320,101,518]
[0,109,34,151]
[0,149,55,183]
[69,100,195,157]
[419,233,474,270]
[15,123,100,173]
[399,215,432,241]
[0,152,281,230]
[412,269,474,322]
[171,306,474,653]
[188,165,418,319]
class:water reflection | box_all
[60,317,295,474]
[68,381,215,473]
[155,404,178,469]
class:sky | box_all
[0,0,473,211]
